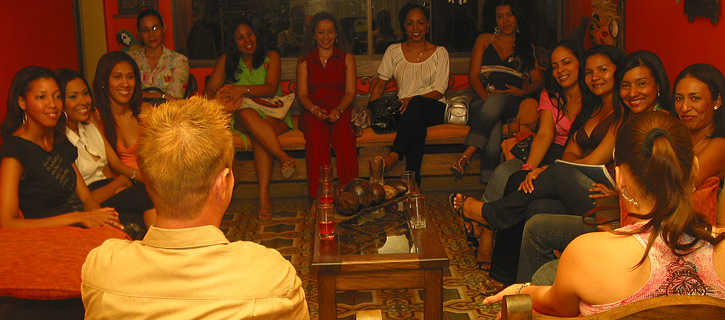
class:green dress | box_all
[229,55,293,150]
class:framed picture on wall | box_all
[117,0,157,17]
[588,0,625,50]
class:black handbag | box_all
[367,96,402,134]
[510,135,533,161]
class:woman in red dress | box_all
[296,12,358,198]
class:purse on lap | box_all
[238,93,295,120]
[367,95,402,134]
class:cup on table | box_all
[406,194,427,229]
[401,170,419,195]
[318,165,335,205]
[320,164,333,180]
[318,203,336,240]
[503,118,520,138]
[369,156,384,185]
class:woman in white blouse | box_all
[370,4,450,186]
[56,68,156,228]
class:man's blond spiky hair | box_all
[137,97,234,219]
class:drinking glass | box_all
[401,170,419,194]
[318,204,336,240]
[369,156,384,185]
[406,194,427,229]
[318,165,335,205]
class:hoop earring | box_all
[621,187,639,207]
[516,26,520,33]
[22,112,27,124]
[494,26,501,34]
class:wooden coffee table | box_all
[312,200,449,319]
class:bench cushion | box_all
[0,226,129,300]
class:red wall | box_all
[0,1,79,143]
[103,0,175,52]
[565,0,725,85]
[625,1,725,83]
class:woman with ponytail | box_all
[484,111,725,317]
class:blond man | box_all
[81,97,309,319]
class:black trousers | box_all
[391,96,446,186]
[88,179,154,218]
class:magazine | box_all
[554,159,616,189]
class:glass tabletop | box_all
[337,202,416,256]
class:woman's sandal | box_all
[448,193,495,271]
[448,193,478,248]
[449,154,470,181]
[480,278,507,296]
[281,160,296,180]
[257,208,273,221]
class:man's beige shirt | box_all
[81,225,309,319]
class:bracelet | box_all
[130,169,137,183]
[245,87,251,95]
[515,282,533,295]
[522,163,534,171]
[161,93,166,99]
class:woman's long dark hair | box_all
[614,111,724,266]
[398,4,430,43]
[612,51,675,127]
[224,19,269,84]
[673,63,725,138]
[300,12,351,57]
[542,40,590,138]
[1,66,65,138]
[567,45,625,138]
[93,51,143,152]
[487,0,536,72]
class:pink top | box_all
[116,141,138,170]
[538,91,575,146]
[579,223,725,315]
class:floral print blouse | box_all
[128,46,189,98]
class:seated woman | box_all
[485,111,725,317]
[372,4,449,187]
[0,66,121,229]
[452,50,668,285]
[450,0,542,177]
[56,68,155,228]
[203,19,294,220]
[516,63,725,284]
[296,12,358,199]
[127,9,189,100]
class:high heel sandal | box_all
[281,160,296,180]
[449,154,470,181]
[448,193,495,271]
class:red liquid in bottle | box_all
[318,220,335,240]
[319,194,334,204]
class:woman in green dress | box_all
[204,19,295,220]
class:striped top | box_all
[377,43,449,100]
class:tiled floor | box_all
[220,192,501,319]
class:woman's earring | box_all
[22,112,27,124]
[621,187,639,207]
[516,25,520,33]
[494,26,501,34]
[714,103,720,110]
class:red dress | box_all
[299,47,358,197]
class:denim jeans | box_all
[464,94,523,149]
[483,158,524,202]
[480,162,598,230]
[516,214,598,283]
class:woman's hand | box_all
[76,207,122,229]
[311,106,329,120]
[483,283,522,305]
[328,108,342,123]
[589,183,617,199]
[518,165,549,193]
[398,97,413,114]
[215,84,246,111]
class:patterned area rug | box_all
[220,192,501,319]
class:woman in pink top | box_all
[484,111,725,316]
[93,52,152,171]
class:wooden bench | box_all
[501,294,725,319]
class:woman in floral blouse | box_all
[128,9,189,100]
